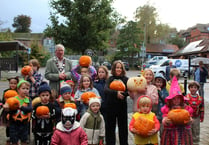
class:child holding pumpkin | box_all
[93,65,109,121]
[4,80,32,145]
[32,82,56,145]
[104,60,129,145]
[24,59,44,100]
[74,74,100,117]
[54,83,76,123]
[186,81,204,144]
[129,95,160,145]
[161,76,193,145]
[142,69,159,114]
[80,97,105,145]
[71,56,97,88]
[0,76,19,144]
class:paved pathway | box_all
[0,69,209,145]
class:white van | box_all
[150,59,190,76]
[147,56,168,64]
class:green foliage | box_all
[30,41,50,66]
[135,4,158,44]
[0,32,12,41]
[12,15,31,33]
[114,21,142,65]
[44,0,118,54]
[19,41,50,66]
[0,32,14,57]
[168,36,186,49]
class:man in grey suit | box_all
[45,44,72,95]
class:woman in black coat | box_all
[104,60,129,145]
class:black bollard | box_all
[184,73,187,95]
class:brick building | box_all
[180,23,209,43]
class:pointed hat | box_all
[166,76,188,101]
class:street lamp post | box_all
[141,24,146,69]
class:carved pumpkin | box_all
[32,97,41,107]
[79,55,92,67]
[127,77,147,92]
[81,92,96,104]
[133,116,155,137]
[6,97,20,110]
[21,65,32,76]
[36,106,50,116]
[167,109,190,125]
[64,103,77,109]
[109,80,126,91]
[4,90,18,100]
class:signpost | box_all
[140,45,146,66]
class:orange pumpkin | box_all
[109,80,126,91]
[79,55,92,67]
[81,92,96,104]
[21,65,32,76]
[32,97,41,107]
[167,109,190,125]
[36,106,50,116]
[6,97,20,110]
[133,116,155,137]
[64,103,77,109]
[4,90,18,100]
[127,77,147,92]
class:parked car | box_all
[142,61,157,69]
[122,61,129,71]
[102,61,111,70]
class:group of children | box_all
[0,58,110,145]
[128,68,204,145]
[0,59,205,145]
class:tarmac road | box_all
[0,69,209,145]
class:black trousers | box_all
[105,106,128,145]
[34,132,52,145]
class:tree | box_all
[12,15,31,33]
[135,4,158,44]
[168,36,186,49]
[115,21,142,66]
[44,0,118,54]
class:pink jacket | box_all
[51,122,88,145]
[145,84,159,104]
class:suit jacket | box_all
[45,57,72,94]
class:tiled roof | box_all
[146,43,179,53]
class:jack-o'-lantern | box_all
[36,106,50,116]
[133,116,155,137]
[127,77,147,92]
[4,90,18,100]
[6,97,20,110]
[79,55,92,67]
[167,109,190,125]
[21,65,32,76]
[109,80,126,91]
[81,92,96,104]
[64,103,77,109]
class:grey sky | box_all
[1,0,209,33]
